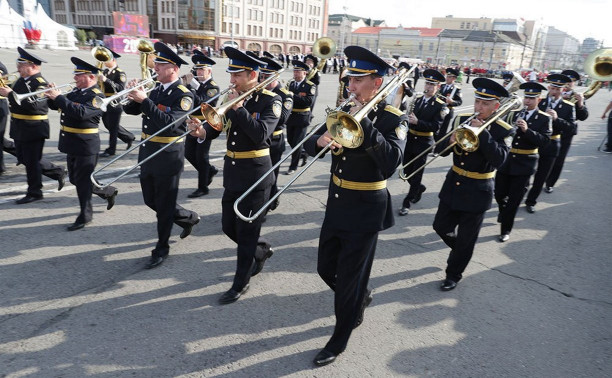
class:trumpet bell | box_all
[584,48,612,81]
[326,111,364,149]
[200,103,224,131]
[91,46,113,63]
[312,37,336,60]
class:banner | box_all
[103,36,158,54]
[113,12,149,37]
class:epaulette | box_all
[435,97,445,105]
[280,87,292,96]
[260,88,276,97]
[384,104,404,117]
[177,84,189,93]
[495,119,513,130]
[562,99,575,106]
[453,113,473,127]
[92,88,102,94]
[306,80,314,86]
[116,67,124,72]
[36,77,46,83]
[210,80,217,86]
[538,110,552,117]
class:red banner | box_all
[103,36,158,54]
[113,12,149,38]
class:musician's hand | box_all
[546,109,558,121]
[98,74,107,82]
[470,118,484,128]
[574,92,584,107]
[227,89,244,110]
[516,119,528,132]
[181,73,193,86]
[127,79,140,89]
[0,86,12,96]
[449,132,457,144]
[445,96,453,105]
[127,87,147,103]
[44,83,60,100]
[188,118,206,139]
[317,131,342,151]
[408,113,418,125]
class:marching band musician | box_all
[502,72,514,88]
[187,47,281,304]
[45,58,118,231]
[437,68,463,142]
[0,61,10,174]
[99,48,135,157]
[543,69,589,193]
[258,56,293,212]
[0,48,66,204]
[285,60,316,174]
[398,69,448,216]
[303,46,408,366]
[433,78,513,291]
[123,42,200,269]
[524,74,575,213]
[182,50,220,198]
[495,82,551,242]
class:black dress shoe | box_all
[208,166,218,185]
[251,248,274,277]
[218,285,249,305]
[269,197,280,211]
[188,188,209,198]
[180,217,200,239]
[410,184,426,204]
[441,279,457,291]
[544,186,554,193]
[126,138,135,150]
[526,205,535,214]
[300,155,307,167]
[16,194,43,204]
[67,220,90,231]
[58,171,67,191]
[107,189,118,210]
[355,290,373,328]
[313,349,337,366]
[145,254,167,269]
[99,151,115,158]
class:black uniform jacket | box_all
[304,100,408,233]
[124,80,194,176]
[439,83,463,108]
[49,85,104,156]
[202,88,282,192]
[437,113,512,213]
[286,79,315,127]
[102,66,127,98]
[8,73,50,142]
[189,78,220,112]
[538,97,575,157]
[407,94,447,153]
[500,109,551,176]
[270,83,293,131]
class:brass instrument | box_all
[336,67,348,107]
[567,48,612,104]
[91,46,113,93]
[91,84,235,189]
[306,37,337,81]
[398,94,523,181]
[11,83,75,105]
[504,72,526,94]
[234,65,416,222]
[0,72,19,87]
[98,75,158,111]
[137,39,156,91]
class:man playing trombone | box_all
[433,78,513,291]
[46,58,118,230]
[0,47,66,204]
[187,47,281,303]
[123,42,200,269]
[304,46,407,366]
[182,51,220,198]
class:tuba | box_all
[137,39,156,90]
[306,37,337,81]
[91,46,113,93]
[568,48,612,103]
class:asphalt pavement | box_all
[0,48,610,377]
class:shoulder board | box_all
[116,67,124,72]
[280,87,292,96]
[210,80,217,86]
[306,80,314,86]
[92,88,102,94]
[453,113,472,128]
[177,84,189,93]
[36,77,46,83]
[384,105,403,117]
[538,110,551,117]
[260,88,276,97]
[495,119,513,130]
[457,113,472,117]
[435,97,445,104]
[562,99,575,106]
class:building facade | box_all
[431,16,493,32]
[327,13,385,54]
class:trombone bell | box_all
[326,111,364,149]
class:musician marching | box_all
[123,42,200,269]
[182,50,220,198]
[0,48,66,204]
[99,48,136,157]
[187,47,282,304]
[304,46,408,366]
[495,82,551,242]
[45,57,118,231]
[433,78,513,291]
[437,68,463,143]
[399,69,448,216]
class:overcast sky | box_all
[328,0,608,44]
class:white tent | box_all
[0,0,28,48]
[31,2,77,50]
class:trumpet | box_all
[398,94,523,181]
[98,76,157,111]
[11,83,75,105]
[90,85,234,189]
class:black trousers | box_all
[525,156,556,206]
[0,100,7,171]
[140,172,199,256]
[401,146,428,208]
[16,139,64,197]
[221,187,271,292]
[269,133,286,196]
[317,226,378,355]
[433,201,485,282]
[495,172,530,234]
[102,105,134,154]
[66,154,116,223]
[546,136,573,188]
[185,135,213,190]
[287,124,307,170]
[436,110,454,142]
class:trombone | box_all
[11,83,75,105]
[398,94,523,181]
[234,65,416,223]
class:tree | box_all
[87,31,97,41]
[74,29,87,44]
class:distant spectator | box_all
[529,69,538,82]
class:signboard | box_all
[113,12,149,37]
[103,36,158,54]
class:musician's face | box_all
[424,81,439,96]
[16,62,36,77]
[548,85,562,99]
[196,67,211,80]
[445,75,456,84]
[348,75,382,103]
[293,69,306,81]
[474,98,500,119]
[154,62,178,83]
[74,73,95,89]
[523,96,540,110]
[230,70,256,92]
